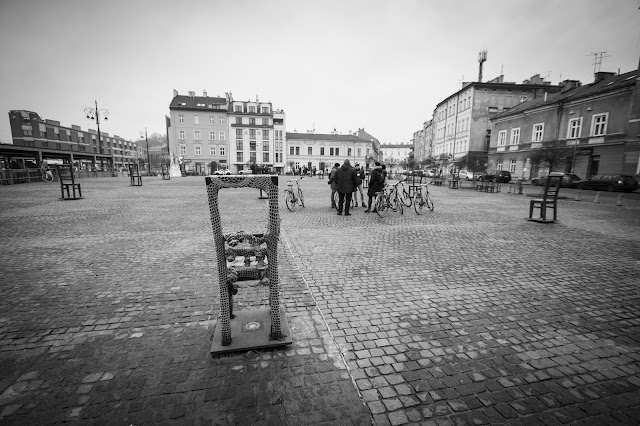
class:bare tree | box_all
[529,140,573,172]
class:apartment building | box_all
[412,119,432,163]
[5,109,137,171]
[380,142,413,165]
[430,74,562,173]
[286,132,375,173]
[168,90,286,174]
[489,70,640,179]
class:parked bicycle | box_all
[412,183,434,214]
[284,178,305,211]
[374,181,405,217]
[396,178,412,207]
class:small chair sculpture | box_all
[55,164,82,200]
[128,164,142,186]
[528,172,563,223]
[161,164,170,180]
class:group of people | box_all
[327,159,387,216]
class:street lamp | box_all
[140,127,151,175]
[84,100,109,169]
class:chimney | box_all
[172,89,178,98]
[559,80,581,92]
[203,89,207,97]
[594,71,615,83]
[188,91,195,98]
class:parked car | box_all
[425,169,437,177]
[531,173,583,188]
[457,170,473,180]
[238,169,252,174]
[576,174,638,192]
[479,170,511,183]
[214,169,231,175]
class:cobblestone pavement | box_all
[0,176,639,425]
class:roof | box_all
[169,95,227,110]
[286,132,370,142]
[493,70,637,119]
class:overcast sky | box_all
[1,0,639,145]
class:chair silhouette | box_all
[528,172,562,223]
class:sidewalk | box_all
[1,176,639,425]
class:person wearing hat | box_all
[353,163,366,208]
[327,162,340,209]
[365,161,385,213]
[335,159,358,216]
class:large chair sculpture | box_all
[528,172,563,223]
[205,175,291,354]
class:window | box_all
[320,147,325,156]
[249,106,255,113]
[235,129,243,139]
[236,140,243,150]
[510,128,520,145]
[263,141,269,151]
[210,146,216,156]
[179,130,186,140]
[209,131,216,141]
[262,107,269,113]
[193,130,201,140]
[194,115,199,125]
[209,116,215,125]
[219,132,225,140]
[250,152,256,163]
[249,118,255,125]
[249,129,256,139]
[532,124,544,142]
[568,118,582,139]
[498,130,507,146]
[263,118,270,126]
[510,159,517,173]
[347,148,352,156]
[24,129,33,136]
[249,141,256,151]
[295,147,300,155]
[308,147,312,155]
[220,147,225,156]
[357,148,361,156]
[236,117,242,125]
[179,114,184,124]
[591,113,608,136]
[263,152,269,162]
[180,145,186,155]
[195,145,201,155]
[497,159,503,171]
[290,146,295,155]
[263,129,269,139]
[237,152,243,162]
[219,117,224,126]
[235,105,242,112]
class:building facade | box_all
[5,110,137,171]
[489,70,640,180]
[285,133,375,173]
[168,90,286,174]
[412,119,433,163]
[380,142,413,165]
[431,74,562,173]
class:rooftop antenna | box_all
[544,71,552,81]
[588,51,609,74]
[478,50,487,82]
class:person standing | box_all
[328,162,340,209]
[354,163,366,207]
[335,159,358,216]
[365,161,384,213]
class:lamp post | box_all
[84,100,109,170]
[140,127,151,175]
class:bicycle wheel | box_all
[375,194,390,218]
[413,193,425,215]
[298,189,305,207]
[285,190,296,211]
[42,173,53,182]
[397,196,404,214]
[425,192,434,212]
[333,192,339,211]
[401,189,412,207]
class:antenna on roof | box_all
[588,51,609,74]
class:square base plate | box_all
[210,306,292,355]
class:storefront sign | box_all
[531,143,542,149]
[577,148,593,155]
[588,137,605,144]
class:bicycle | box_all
[412,183,434,214]
[284,178,305,211]
[374,181,405,217]
[42,169,56,182]
[396,178,412,207]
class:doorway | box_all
[588,155,600,177]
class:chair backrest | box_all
[128,164,140,176]
[55,164,75,183]
[543,172,563,201]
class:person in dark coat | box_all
[328,162,340,209]
[365,161,385,213]
[335,159,358,216]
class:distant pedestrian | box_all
[328,162,340,209]
[365,161,384,213]
[354,163,366,207]
[335,159,358,216]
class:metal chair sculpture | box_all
[205,175,291,354]
[528,172,563,223]
[55,164,82,200]
[161,164,170,180]
[128,164,142,186]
